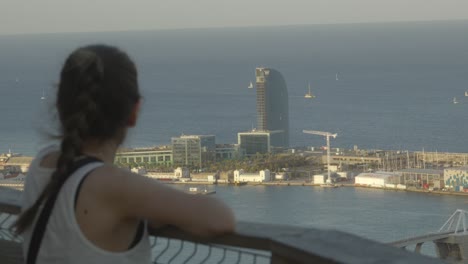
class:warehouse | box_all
[355,172,400,188]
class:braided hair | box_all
[14,45,140,234]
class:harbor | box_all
[3,146,468,197]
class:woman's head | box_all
[13,44,140,234]
[58,45,140,147]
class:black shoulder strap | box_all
[26,156,102,264]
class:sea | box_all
[0,20,468,155]
[1,21,468,253]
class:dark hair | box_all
[13,44,140,234]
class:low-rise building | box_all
[355,172,400,188]
[444,166,468,192]
[145,167,190,181]
[323,155,381,166]
[0,173,26,191]
[313,174,326,184]
[115,146,172,167]
[237,130,284,157]
[396,169,444,189]
[3,156,33,173]
[233,169,271,183]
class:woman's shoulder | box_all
[84,164,148,195]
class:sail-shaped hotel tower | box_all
[255,67,289,147]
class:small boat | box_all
[40,90,46,100]
[321,183,338,188]
[248,82,254,89]
[465,91,468,97]
[453,97,459,104]
[336,73,339,81]
[188,187,216,195]
[304,83,315,99]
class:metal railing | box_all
[0,187,442,263]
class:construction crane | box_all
[303,130,338,184]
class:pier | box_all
[390,209,468,263]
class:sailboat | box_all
[40,90,46,100]
[453,97,458,104]
[248,81,254,89]
[304,83,315,99]
[335,73,339,81]
[465,91,468,97]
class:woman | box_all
[14,45,235,263]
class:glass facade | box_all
[171,135,216,168]
[255,68,289,147]
[238,133,269,157]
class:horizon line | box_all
[1,18,467,37]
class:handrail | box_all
[0,187,442,263]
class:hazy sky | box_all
[1,0,468,35]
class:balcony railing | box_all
[0,187,441,264]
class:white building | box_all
[355,172,400,188]
[145,167,190,181]
[313,174,326,184]
[275,172,288,180]
[234,169,271,183]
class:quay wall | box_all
[168,180,468,196]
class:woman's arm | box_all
[89,165,235,237]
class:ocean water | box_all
[0,20,468,155]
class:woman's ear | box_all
[127,100,141,127]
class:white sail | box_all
[304,83,315,99]
[248,82,253,89]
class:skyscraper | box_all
[255,67,289,147]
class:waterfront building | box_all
[444,166,468,192]
[233,169,271,183]
[215,144,241,160]
[313,174,326,184]
[396,169,444,189]
[355,172,401,188]
[414,151,468,167]
[115,146,172,167]
[237,130,283,157]
[172,135,216,169]
[313,173,341,184]
[145,167,191,181]
[0,173,25,191]
[255,67,289,147]
[325,155,381,166]
[1,156,33,173]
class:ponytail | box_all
[13,49,106,234]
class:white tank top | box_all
[21,145,152,264]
